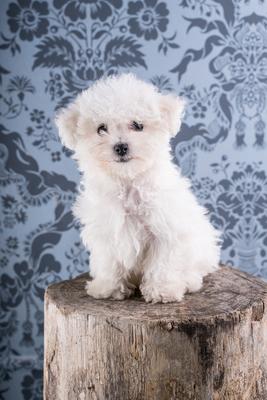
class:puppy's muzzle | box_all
[113,143,130,162]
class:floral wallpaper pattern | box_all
[1,0,267,398]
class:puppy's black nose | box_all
[113,143,129,157]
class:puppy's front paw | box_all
[140,282,185,304]
[85,279,110,299]
[86,279,135,300]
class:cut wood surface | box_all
[44,265,267,400]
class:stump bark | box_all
[44,266,267,400]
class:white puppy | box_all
[55,73,220,303]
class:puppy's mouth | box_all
[115,157,132,163]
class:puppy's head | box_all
[55,73,185,179]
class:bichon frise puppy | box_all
[55,73,220,303]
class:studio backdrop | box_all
[1,0,267,399]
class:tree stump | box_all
[44,266,267,400]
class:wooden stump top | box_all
[46,266,267,325]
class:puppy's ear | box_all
[159,93,186,137]
[55,101,80,150]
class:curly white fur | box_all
[55,73,221,303]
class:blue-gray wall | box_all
[1,0,267,398]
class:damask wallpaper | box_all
[1,0,267,398]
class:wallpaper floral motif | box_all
[1,0,267,398]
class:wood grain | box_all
[44,266,267,400]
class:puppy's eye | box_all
[97,123,108,136]
[130,121,143,131]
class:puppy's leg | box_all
[140,240,188,303]
[86,248,134,300]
